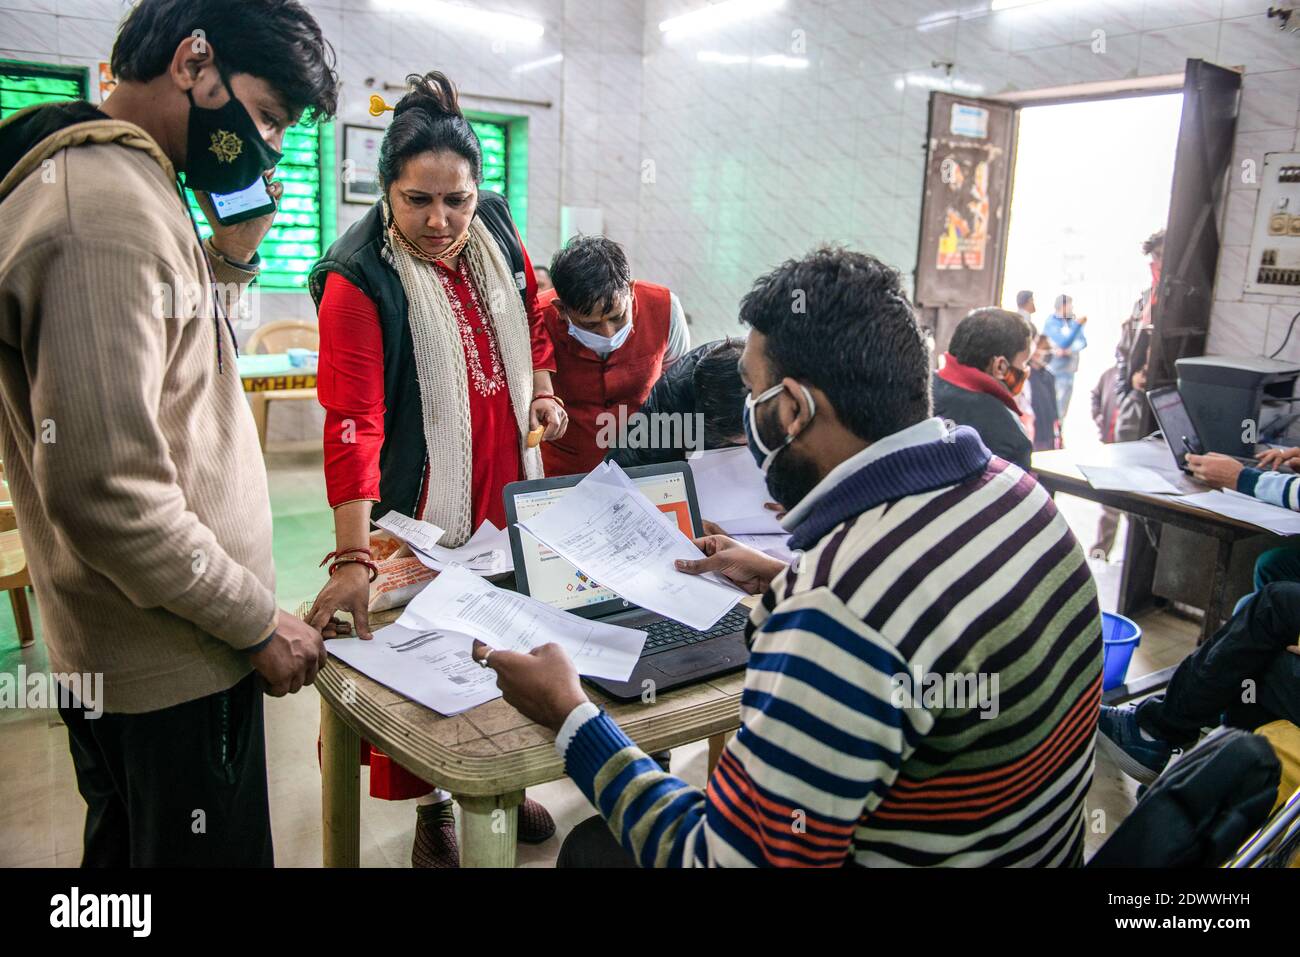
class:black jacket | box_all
[932,373,1033,471]
[1029,364,1060,452]
[308,192,528,520]
[605,339,724,469]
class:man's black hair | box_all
[550,236,631,316]
[693,338,746,445]
[110,0,339,123]
[1142,228,1165,257]
[738,246,931,444]
[1016,289,1034,308]
[949,308,1035,371]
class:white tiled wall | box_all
[2,0,1298,439]
[636,0,1300,347]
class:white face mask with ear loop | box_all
[567,316,633,354]
[743,381,817,474]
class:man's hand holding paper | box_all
[518,462,742,631]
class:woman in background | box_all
[307,72,566,867]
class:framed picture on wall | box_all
[342,123,385,205]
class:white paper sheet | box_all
[411,520,513,575]
[1079,464,1184,495]
[327,623,501,716]
[396,564,646,681]
[373,511,447,552]
[687,446,785,534]
[519,462,742,631]
[1180,489,1300,536]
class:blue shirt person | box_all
[1044,294,1088,416]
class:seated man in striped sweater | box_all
[477,248,1104,867]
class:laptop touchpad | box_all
[650,640,746,677]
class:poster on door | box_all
[935,146,995,271]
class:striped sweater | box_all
[1238,467,1300,511]
[563,420,1103,867]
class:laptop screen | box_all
[510,471,694,612]
[1148,387,1201,466]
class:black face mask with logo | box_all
[182,68,282,194]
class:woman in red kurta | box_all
[306,72,567,868]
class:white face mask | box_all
[567,317,633,355]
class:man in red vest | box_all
[538,236,690,476]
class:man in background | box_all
[1117,229,1164,401]
[539,236,690,476]
[1017,289,1036,323]
[1028,333,1061,452]
[533,264,553,292]
[1045,293,1088,417]
[0,0,338,865]
[933,308,1035,471]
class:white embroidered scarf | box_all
[386,208,541,546]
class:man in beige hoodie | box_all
[0,0,338,866]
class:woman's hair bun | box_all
[393,71,464,121]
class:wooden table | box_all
[1033,439,1278,703]
[316,604,746,868]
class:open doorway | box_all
[1000,93,1184,457]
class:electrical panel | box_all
[1246,152,1300,292]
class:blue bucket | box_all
[1101,612,1142,691]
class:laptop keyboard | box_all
[641,606,750,657]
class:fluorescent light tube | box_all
[660,0,784,36]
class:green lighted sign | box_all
[0,60,89,119]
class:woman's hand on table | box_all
[473,640,586,732]
[307,562,373,640]
[531,396,568,441]
[675,534,785,595]
[1185,452,1245,491]
[1257,446,1300,471]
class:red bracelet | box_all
[319,546,372,568]
[329,557,379,583]
[531,393,565,407]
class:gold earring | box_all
[368,94,395,117]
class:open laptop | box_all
[503,462,751,702]
[1147,385,1259,472]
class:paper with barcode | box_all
[327,623,500,716]
[396,563,646,681]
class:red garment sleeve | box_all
[515,225,556,373]
[317,272,386,506]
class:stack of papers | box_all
[1078,465,1184,495]
[518,461,743,630]
[327,564,648,715]
[374,512,512,576]
[687,447,784,534]
[1179,489,1300,536]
